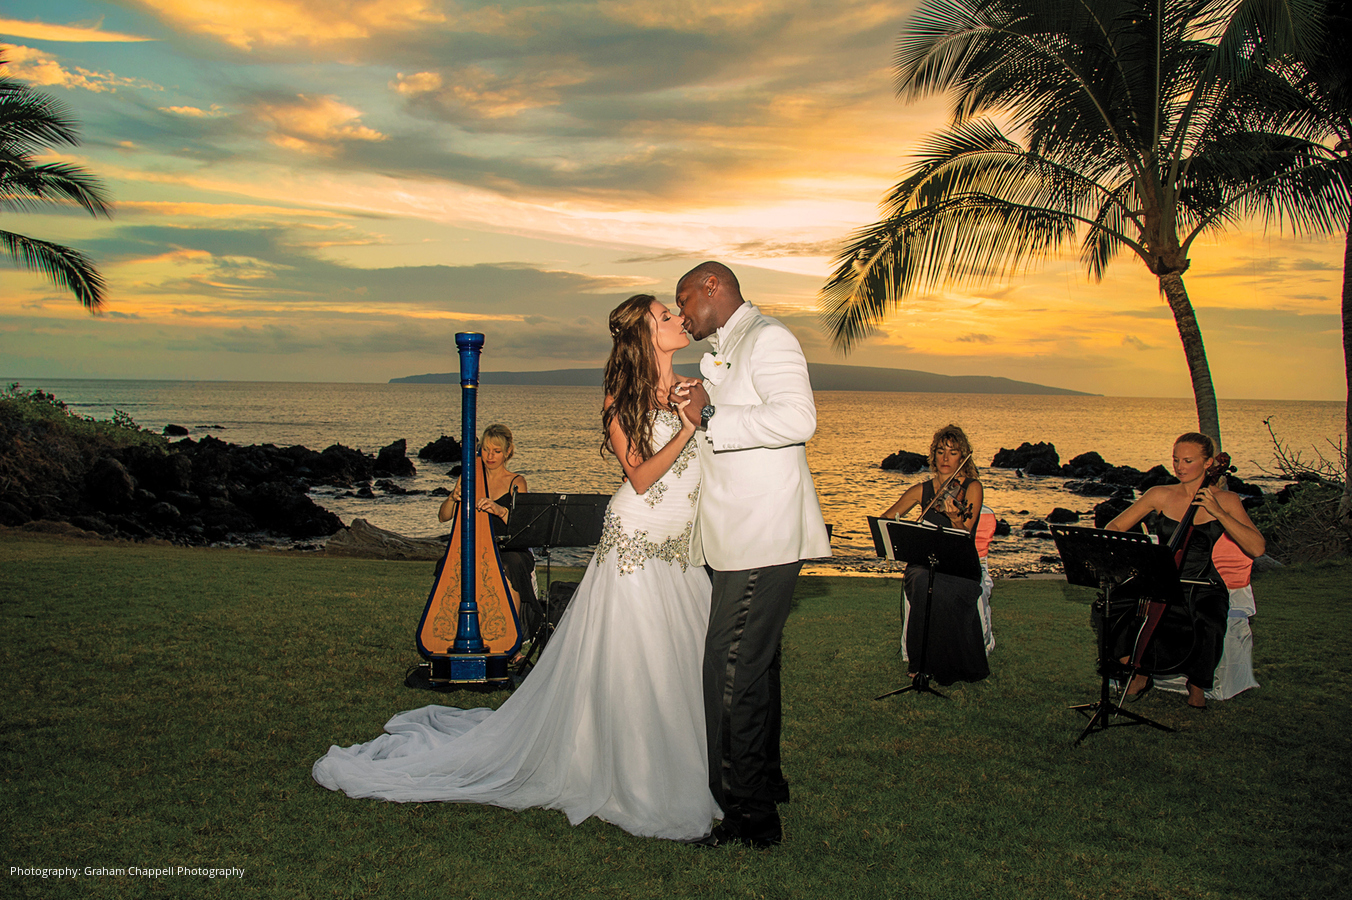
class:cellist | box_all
[1105,433,1265,708]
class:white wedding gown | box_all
[313,409,720,840]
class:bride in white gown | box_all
[313,294,721,841]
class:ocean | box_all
[8,377,1343,575]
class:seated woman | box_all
[881,424,990,685]
[439,424,540,639]
[1104,432,1265,709]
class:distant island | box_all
[391,363,1094,396]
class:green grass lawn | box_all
[2,532,1348,899]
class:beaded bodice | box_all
[594,409,700,574]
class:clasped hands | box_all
[666,379,709,429]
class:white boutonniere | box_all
[700,351,730,385]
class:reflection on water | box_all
[12,378,1342,574]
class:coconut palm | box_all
[1215,0,1350,518]
[1,55,112,311]
[1278,1,1352,523]
[820,0,1329,447]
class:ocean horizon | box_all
[6,377,1343,575]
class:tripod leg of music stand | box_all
[910,563,947,697]
[875,672,947,700]
[1071,584,1174,743]
[876,574,948,700]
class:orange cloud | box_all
[0,18,152,42]
[392,71,442,95]
[3,44,160,92]
[158,104,226,117]
[400,64,586,118]
[130,0,449,51]
[117,200,357,220]
[251,95,386,154]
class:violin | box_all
[916,453,973,524]
[1126,451,1234,676]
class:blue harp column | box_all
[451,332,487,655]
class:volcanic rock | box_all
[881,450,928,473]
[991,441,1060,471]
[85,457,136,511]
[374,439,416,477]
[419,435,463,463]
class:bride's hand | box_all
[673,394,696,434]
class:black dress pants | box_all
[704,562,801,841]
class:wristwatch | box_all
[699,404,716,429]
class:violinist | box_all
[1105,433,1265,708]
[881,424,989,685]
[439,424,539,636]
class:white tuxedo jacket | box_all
[691,303,831,570]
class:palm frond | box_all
[0,159,114,216]
[1,229,106,311]
[0,55,112,312]
[0,77,84,153]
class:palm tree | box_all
[1226,0,1351,519]
[1282,1,1352,524]
[820,0,1328,447]
[1,55,112,311]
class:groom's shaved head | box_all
[678,261,741,299]
[675,260,745,341]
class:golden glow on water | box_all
[16,379,1341,573]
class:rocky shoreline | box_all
[0,387,1288,571]
[0,389,465,555]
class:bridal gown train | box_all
[313,409,720,840]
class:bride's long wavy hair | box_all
[602,294,661,461]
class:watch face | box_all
[701,404,715,418]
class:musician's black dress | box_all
[902,480,990,685]
[487,486,540,637]
[1102,514,1230,690]
[1154,515,1229,690]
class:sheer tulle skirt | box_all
[312,548,719,840]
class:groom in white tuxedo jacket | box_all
[672,261,831,848]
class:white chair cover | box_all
[1157,585,1259,700]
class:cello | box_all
[1123,451,1234,680]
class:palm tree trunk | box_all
[1158,271,1223,447]
[1340,210,1351,528]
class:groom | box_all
[672,261,831,848]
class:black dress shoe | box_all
[712,821,782,849]
[685,832,721,848]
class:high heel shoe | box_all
[1125,675,1153,702]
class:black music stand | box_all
[870,517,982,700]
[499,492,608,672]
[1051,525,1180,745]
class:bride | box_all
[312,294,720,841]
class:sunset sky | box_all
[1,1,1344,399]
